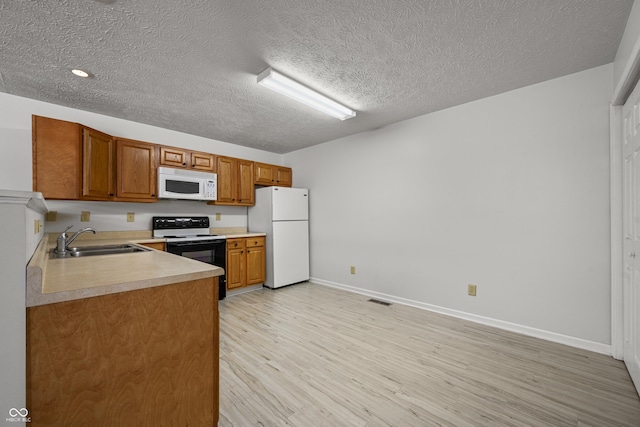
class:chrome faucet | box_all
[55,226,98,255]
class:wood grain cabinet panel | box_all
[159,146,215,172]
[32,115,82,200]
[254,162,292,187]
[159,146,188,168]
[255,162,276,185]
[215,156,236,204]
[33,116,159,203]
[82,127,115,200]
[115,138,157,202]
[226,237,265,290]
[237,159,255,204]
[26,278,219,426]
[139,241,166,251]
[212,156,254,206]
[246,237,266,285]
[190,151,215,171]
[226,239,246,290]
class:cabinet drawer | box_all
[226,239,245,250]
[246,237,265,248]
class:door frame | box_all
[611,105,624,360]
[611,31,640,359]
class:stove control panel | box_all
[152,216,210,230]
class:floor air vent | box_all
[368,299,392,306]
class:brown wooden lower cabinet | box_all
[26,277,219,426]
[226,236,266,290]
[138,241,166,251]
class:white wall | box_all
[0,92,285,232]
[285,64,613,351]
[613,0,640,96]
[0,193,46,426]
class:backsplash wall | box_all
[44,199,248,234]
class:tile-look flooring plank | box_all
[218,283,640,426]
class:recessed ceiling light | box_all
[71,69,90,78]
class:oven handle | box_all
[168,240,225,247]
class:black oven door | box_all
[166,240,227,300]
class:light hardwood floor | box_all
[218,283,640,426]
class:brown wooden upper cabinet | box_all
[33,115,294,205]
[32,115,158,202]
[211,156,254,206]
[254,162,292,187]
[115,138,158,202]
[82,128,115,200]
[159,146,215,172]
[33,115,83,200]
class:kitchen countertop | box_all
[224,232,266,238]
[26,234,224,307]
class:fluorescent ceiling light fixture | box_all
[257,68,356,120]
[71,69,90,78]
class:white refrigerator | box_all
[248,187,309,288]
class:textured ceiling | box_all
[0,0,633,153]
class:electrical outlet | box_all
[350,266,356,274]
[33,219,40,234]
[81,211,90,222]
[127,212,135,222]
[468,284,477,297]
[46,211,57,222]
[215,212,221,221]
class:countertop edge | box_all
[27,269,219,307]
[26,235,224,307]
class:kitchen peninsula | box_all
[26,234,223,426]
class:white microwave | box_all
[157,167,217,201]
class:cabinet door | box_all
[82,127,115,200]
[191,151,215,171]
[159,146,188,168]
[215,156,236,203]
[246,244,266,285]
[226,247,245,290]
[32,115,82,200]
[116,139,157,202]
[254,162,275,185]
[276,167,292,187]
[237,160,255,205]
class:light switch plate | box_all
[127,212,135,222]
[215,213,221,221]
[81,211,90,222]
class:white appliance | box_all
[157,167,217,201]
[248,187,309,288]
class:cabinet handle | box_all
[182,163,186,166]
[151,194,156,197]
[109,193,114,196]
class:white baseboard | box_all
[310,277,611,356]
